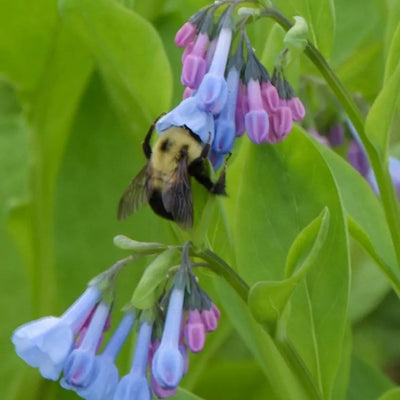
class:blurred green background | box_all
[1,0,400,399]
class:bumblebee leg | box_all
[199,132,212,158]
[142,113,166,159]
[188,154,228,196]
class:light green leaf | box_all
[365,52,400,159]
[384,21,400,82]
[0,0,57,92]
[214,278,311,400]
[174,388,205,400]
[249,208,330,324]
[313,136,399,308]
[227,129,349,399]
[273,0,336,58]
[59,0,173,129]
[379,388,400,400]
[131,248,180,309]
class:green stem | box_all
[259,7,400,268]
[196,249,250,301]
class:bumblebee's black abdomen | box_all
[148,190,174,221]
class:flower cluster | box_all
[12,248,220,400]
[157,3,306,168]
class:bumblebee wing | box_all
[162,156,193,229]
[117,165,149,220]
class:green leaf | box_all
[379,388,400,400]
[365,48,400,159]
[59,0,173,129]
[347,355,393,400]
[29,25,94,196]
[0,0,57,92]
[248,208,330,324]
[313,137,399,302]
[273,0,336,58]
[227,129,349,399]
[174,388,205,400]
[214,278,311,400]
[130,248,180,309]
[384,21,400,82]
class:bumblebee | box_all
[117,118,227,229]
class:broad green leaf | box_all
[174,388,205,400]
[365,53,400,159]
[336,42,383,103]
[131,248,180,309]
[0,114,32,400]
[331,0,382,66]
[53,74,174,307]
[379,388,400,400]
[0,0,57,92]
[273,0,336,58]
[347,217,399,296]
[227,129,349,399]
[29,25,93,196]
[59,0,173,130]
[384,20,400,82]
[313,137,399,307]
[214,278,311,400]
[249,208,330,323]
[347,355,393,400]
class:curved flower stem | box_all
[259,7,400,268]
[195,249,250,301]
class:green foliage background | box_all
[1,0,400,399]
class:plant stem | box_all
[196,249,250,301]
[259,7,400,268]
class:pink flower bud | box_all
[287,97,306,121]
[261,82,280,114]
[272,106,292,136]
[201,309,218,332]
[184,310,206,353]
[175,22,197,47]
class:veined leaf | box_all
[59,0,173,129]
[249,208,330,323]
[365,44,400,159]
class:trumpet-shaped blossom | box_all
[213,66,240,154]
[11,286,101,380]
[113,320,153,400]
[197,27,232,114]
[61,301,111,390]
[152,285,185,389]
[156,96,215,145]
[76,312,135,400]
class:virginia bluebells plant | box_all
[157,1,306,169]
[12,241,221,399]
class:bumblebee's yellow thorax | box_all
[151,127,203,174]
